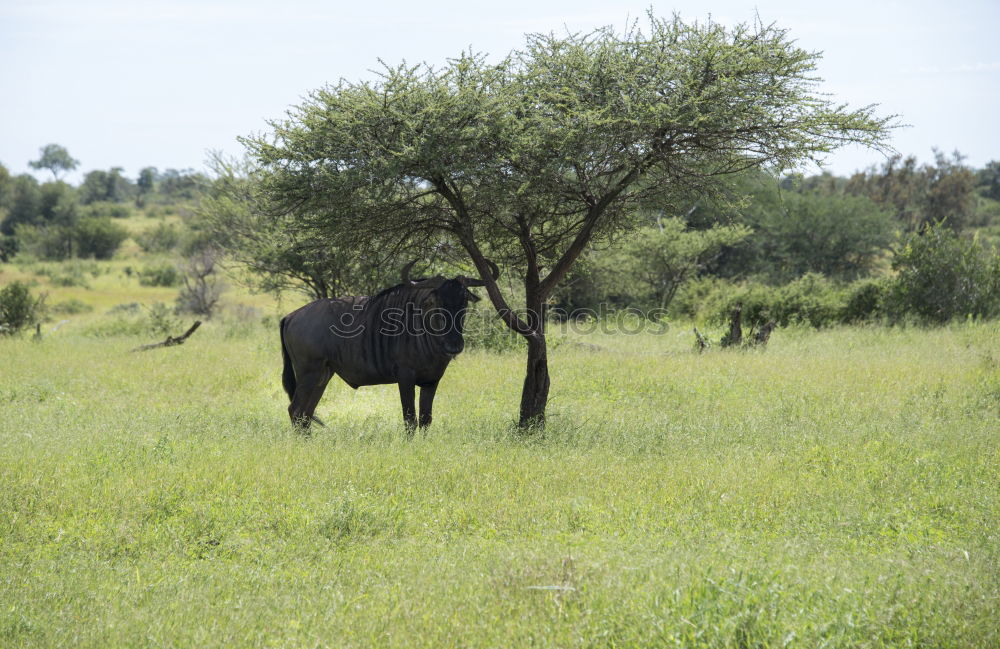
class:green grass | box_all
[1,311,998,647]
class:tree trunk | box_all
[721,302,743,348]
[518,289,549,429]
[519,332,550,428]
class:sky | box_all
[1,0,997,184]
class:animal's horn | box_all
[411,277,445,289]
[400,260,417,284]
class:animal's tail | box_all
[279,316,296,402]
[279,316,326,428]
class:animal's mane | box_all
[367,277,443,307]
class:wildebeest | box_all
[279,260,499,431]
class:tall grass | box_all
[1,319,997,647]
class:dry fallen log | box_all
[131,321,201,352]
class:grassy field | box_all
[1,271,998,647]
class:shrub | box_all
[135,222,181,253]
[841,278,890,323]
[14,224,75,260]
[0,235,18,262]
[0,281,45,335]
[74,216,128,259]
[715,282,781,328]
[772,273,847,327]
[138,263,180,287]
[669,276,743,321]
[144,205,176,219]
[887,224,1000,323]
[81,201,133,219]
[19,217,129,261]
[32,262,92,288]
[107,302,141,315]
[145,302,180,337]
[178,227,217,257]
[713,274,850,329]
[51,298,93,315]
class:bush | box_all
[772,274,848,327]
[714,282,783,328]
[841,278,890,323]
[135,222,181,253]
[145,302,180,337]
[670,276,743,321]
[712,274,851,329]
[16,217,128,261]
[51,298,94,315]
[679,228,1000,329]
[887,224,1000,323]
[32,261,93,288]
[81,201,133,219]
[74,216,128,259]
[14,224,75,260]
[178,227,217,257]
[138,263,180,287]
[0,281,45,335]
[0,235,18,262]
[144,205,176,219]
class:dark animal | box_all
[279,260,499,431]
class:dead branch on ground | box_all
[131,321,201,352]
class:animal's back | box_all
[282,295,394,388]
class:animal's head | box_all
[400,259,500,356]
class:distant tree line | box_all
[0,144,208,262]
[2,142,998,329]
[553,150,1000,324]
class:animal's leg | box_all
[398,380,417,433]
[288,368,328,430]
[418,380,439,428]
[300,368,331,427]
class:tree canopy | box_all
[200,155,399,299]
[242,13,894,427]
[29,144,79,181]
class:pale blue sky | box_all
[1,0,997,183]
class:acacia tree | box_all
[243,14,893,428]
[200,155,401,299]
[602,217,752,310]
[29,144,79,181]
